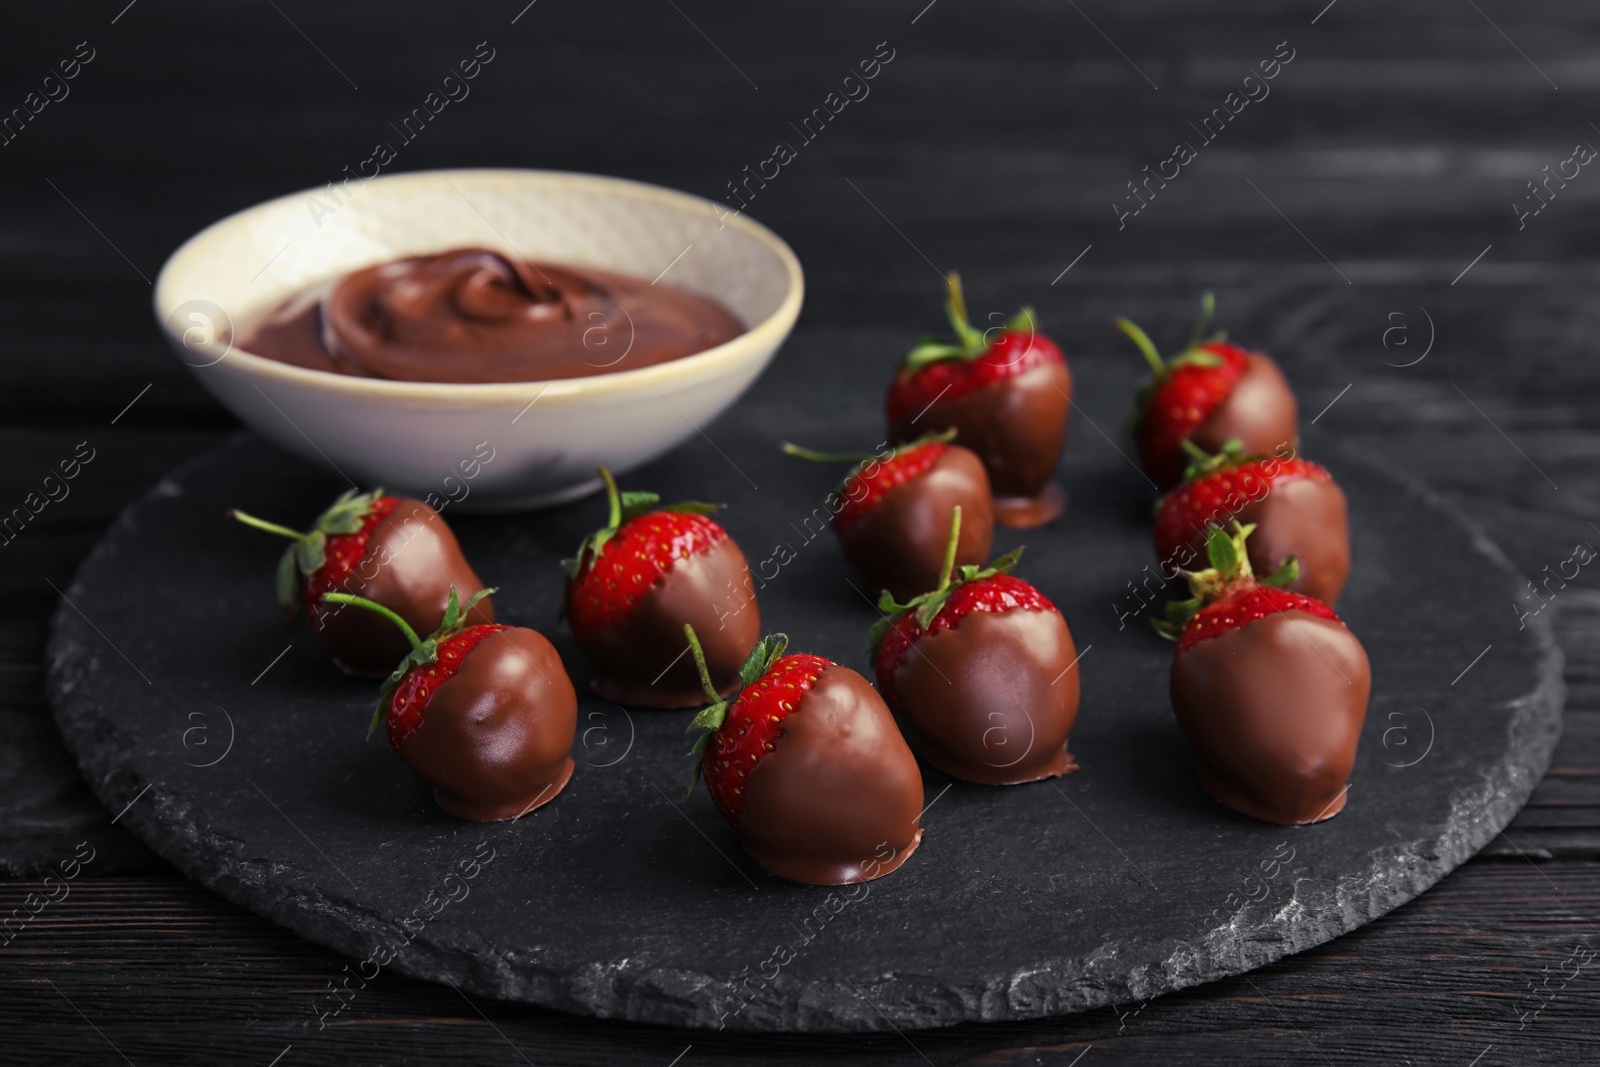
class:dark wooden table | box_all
[4,1,1598,1062]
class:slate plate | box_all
[46,420,1561,1033]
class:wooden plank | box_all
[0,862,1594,1064]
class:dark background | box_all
[3,0,1598,1063]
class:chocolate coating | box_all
[840,446,994,600]
[238,248,744,384]
[739,665,923,885]
[1192,354,1299,460]
[398,626,577,821]
[311,499,494,678]
[1236,476,1350,605]
[572,537,760,708]
[891,360,1071,529]
[891,607,1079,785]
[1170,611,1370,825]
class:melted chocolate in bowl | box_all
[237,247,746,384]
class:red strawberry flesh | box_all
[1137,341,1252,485]
[702,652,832,823]
[875,573,1056,691]
[1154,457,1329,562]
[568,512,728,631]
[1178,585,1338,654]
[834,443,949,532]
[387,623,506,750]
[301,496,399,618]
[886,330,1064,425]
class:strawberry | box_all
[1118,294,1299,488]
[885,273,1071,528]
[1154,440,1350,605]
[322,588,577,822]
[1156,522,1369,825]
[563,468,759,708]
[781,430,993,599]
[870,507,1080,784]
[682,626,923,885]
[230,488,493,677]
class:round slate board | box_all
[47,424,1560,1033]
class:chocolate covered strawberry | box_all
[886,273,1070,529]
[1155,441,1350,605]
[322,588,577,821]
[683,626,923,885]
[1156,523,1369,825]
[871,507,1079,785]
[782,430,993,599]
[1119,294,1299,488]
[230,488,493,677]
[564,468,759,708]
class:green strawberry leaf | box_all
[618,490,661,520]
[1178,437,1249,483]
[901,339,969,373]
[1170,348,1224,371]
[1261,556,1301,589]
[915,592,952,631]
[275,546,300,615]
[1205,525,1238,573]
[688,700,729,733]
[738,633,789,687]
[665,501,721,517]
[682,760,706,802]
[314,487,384,536]
[457,586,494,620]
[439,586,462,632]
[899,273,1034,372]
[296,530,327,575]
[865,615,895,656]
[1165,596,1201,624]
[1155,520,1268,642]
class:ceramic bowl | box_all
[153,168,803,510]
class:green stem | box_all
[598,466,621,530]
[944,272,986,353]
[681,624,722,704]
[1179,438,1212,464]
[321,592,423,651]
[936,505,963,593]
[781,442,879,465]
[1115,318,1167,377]
[1188,291,1216,348]
[229,509,306,543]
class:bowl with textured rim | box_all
[153,168,804,511]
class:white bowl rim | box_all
[152,167,805,405]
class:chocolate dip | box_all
[891,360,1071,529]
[575,537,761,708]
[1171,610,1370,824]
[1236,475,1350,605]
[841,446,993,600]
[311,498,494,678]
[739,665,923,884]
[238,247,745,384]
[399,626,577,821]
[891,607,1079,785]
[1192,354,1299,460]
